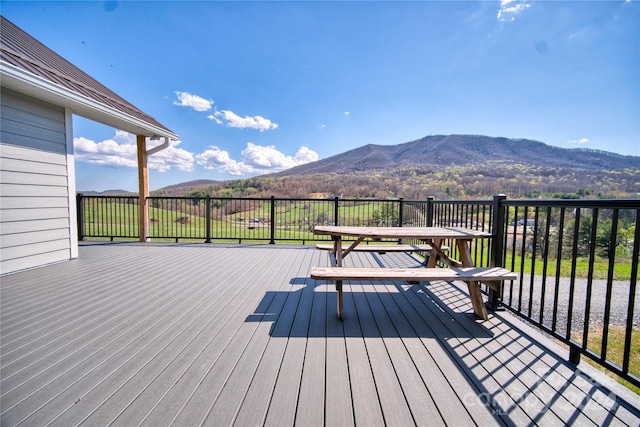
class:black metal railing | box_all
[76,193,639,388]
[498,198,639,388]
[77,195,139,240]
[77,195,410,244]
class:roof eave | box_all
[0,61,179,141]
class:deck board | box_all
[233,248,315,427]
[340,277,386,426]
[402,276,554,425]
[355,251,499,425]
[1,242,639,426]
[351,284,417,426]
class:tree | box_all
[300,206,330,232]
[372,204,399,226]
[561,216,593,259]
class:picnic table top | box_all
[313,225,492,239]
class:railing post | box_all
[77,193,85,241]
[569,345,581,365]
[205,195,212,243]
[488,194,507,310]
[334,197,340,227]
[398,198,404,227]
[426,196,434,227]
[269,196,276,244]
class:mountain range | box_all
[144,134,640,199]
[270,134,639,177]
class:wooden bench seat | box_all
[310,266,517,320]
[311,266,516,282]
[315,243,448,253]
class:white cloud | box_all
[73,131,138,168]
[568,137,590,144]
[74,131,318,177]
[74,130,194,172]
[242,143,318,169]
[497,0,530,22]
[194,146,254,176]
[207,114,223,125]
[209,110,278,131]
[195,143,318,176]
[292,146,320,164]
[173,91,214,112]
[148,140,196,172]
[172,91,277,132]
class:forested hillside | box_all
[153,135,640,200]
[272,135,639,176]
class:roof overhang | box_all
[1,61,179,141]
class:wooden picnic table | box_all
[313,226,491,268]
[312,226,514,320]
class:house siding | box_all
[0,88,73,274]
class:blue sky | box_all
[2,0,638,192]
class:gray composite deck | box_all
[1,242,639,426]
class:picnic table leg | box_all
[426,238,441,268]
[333,236,343,267]
[464,280,488,320]
[456,240,489,320]
[336,280,344,320]
[332,236,344,319]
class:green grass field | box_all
[504,253,633,281]
[587,326,640,395]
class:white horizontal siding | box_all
[1,170,69,186]
[0,96,66,131]
[0,142,67,164]
[0,156,68,175]
[0,218,71,234]
[0,196,69,209]
[0,86,68,122]
[0,238,71,260]
[0,207,71,222]
[1,183,70,197]
[1,89,72,275]
[0,228,71,249]
[0,249,72,275]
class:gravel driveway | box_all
[501,274,640,332]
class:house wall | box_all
[0,88,77,275]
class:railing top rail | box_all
[501,198,640,208]
[429,199,493,206]
[77,194,138,199]
[79,194,640,208]
[144,196,410,202]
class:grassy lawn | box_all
[586,325,640,395]
[504,253,632,281]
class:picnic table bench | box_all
[311,266,517,320]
